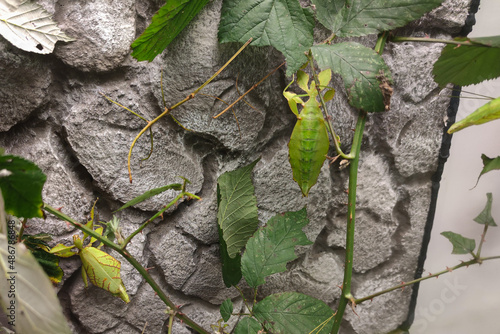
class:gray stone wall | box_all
[0,0,470,333]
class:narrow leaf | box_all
[0,155,46,218]
[474,154,500,187]
[0,234,72,334]
[218,0,314,75]
[448,96,500,133]
[220,298,233,322]
[473,193,497,226]
[114,183,182,212]
[233,317,263,334]
[217,159,259,259]
[241,208,312,288]
[79,247,130,303]
[441,231,476,255]
[0,0,74,54]
[433,36,500,87]
[312,0,443,37]
[131,0,210,61]
[253,292,334,334]
[312,43,393,112]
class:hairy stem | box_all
[43,204,210,334]
[331,111,367,334]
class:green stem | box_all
[476,223,489,260]
[43,204,210,334]
[331,111,367,334]
[374,31,388,54]
[234,285,252,315]
[390,36,465,46]
[120,192,200,249]
[354,255,500,304]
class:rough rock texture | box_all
[0,0,471,333]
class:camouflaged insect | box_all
[284,69,335,197]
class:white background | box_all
[412,1,500,333]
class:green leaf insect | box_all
[448,96,500,134]
[79,246,129,303]
[284,69,334,196]
[74,231,130,303]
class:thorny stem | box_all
[127,38,252,183]
[354,256,500,305]
[331,111,367,334]
[476,223,490,260]
[43,204,210,334]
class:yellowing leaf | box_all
[79,247,129,303]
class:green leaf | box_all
[233,317,263,334]
[441,231,476,255]
[220,298,233,322]
[473,193,497,226]
[28,247,64,284]
[0,0,74,54]
[0,155,46,218]
[217,183,242,287]
[311,42,393,112]
[310,0,344,33]
[131,0,210,61]
[433,36,500,87]
[114,183,183,212]
[217,159,260,259]
[312,0,443,37]
[22,234,64,284]
[79,247,130,303]
[474,155,500,187]
[253,292,334,334]
[448,96,500,134]
[0,234,72,334]
[241,208,312,288]
[218,222,242,287]
[218,0,315,76]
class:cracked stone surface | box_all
[0,0,472,333]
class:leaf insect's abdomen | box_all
[288,103,329,197]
